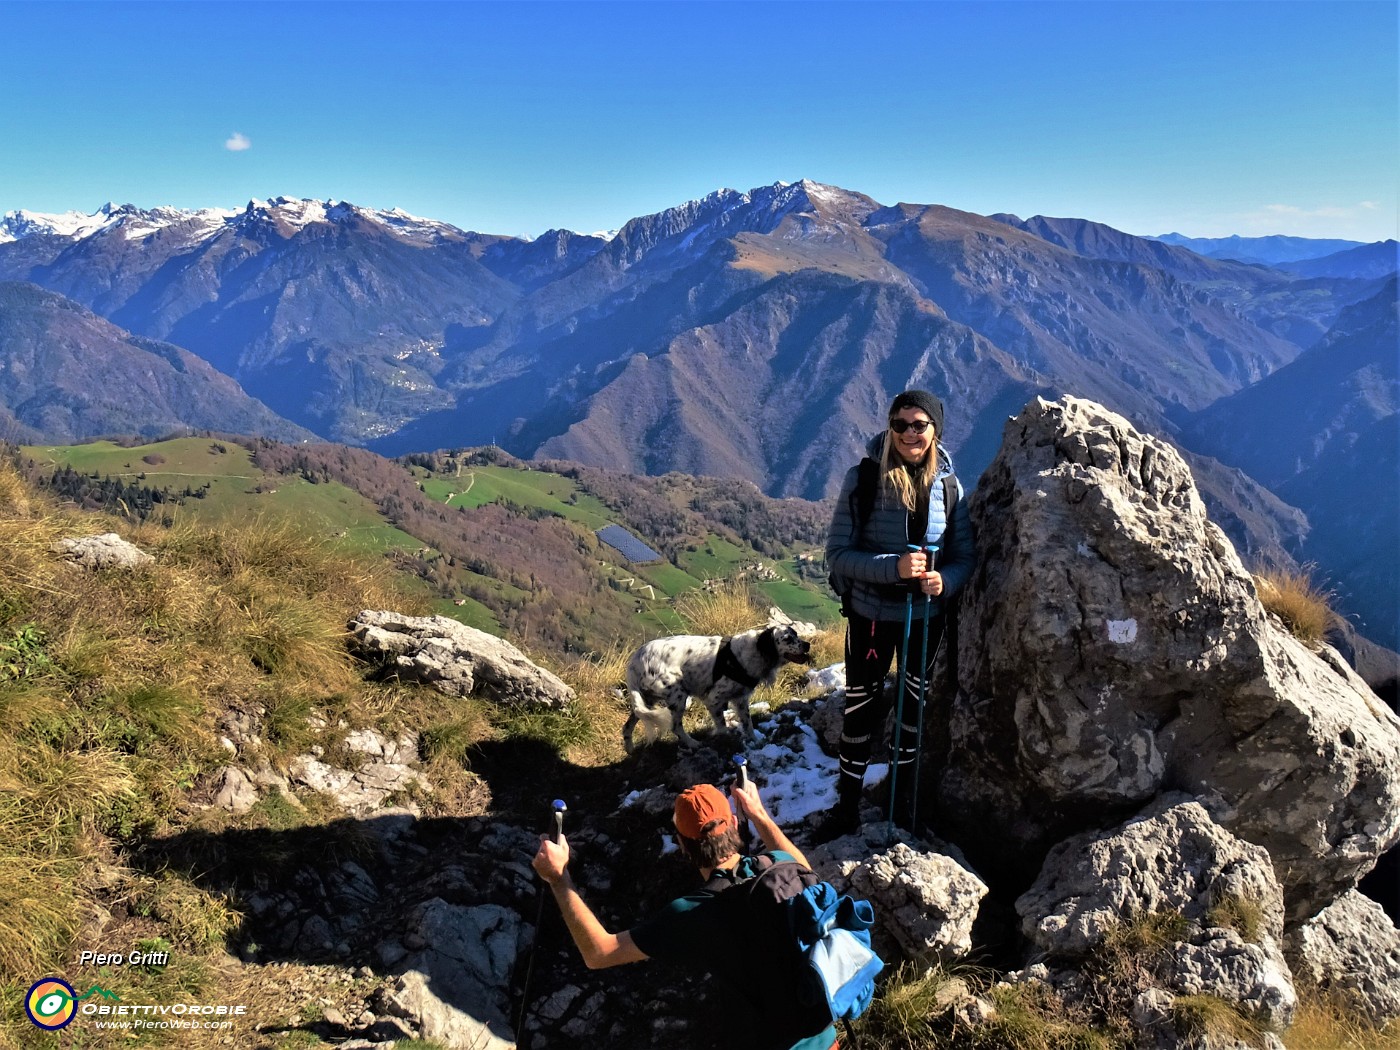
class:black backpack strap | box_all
[853,457,879,529]
[833,458,881,618]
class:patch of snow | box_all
[251,197,331,229]
[367,206,465,240]
[745,707,841,826]
[615,671,884,834]
[805,663,846,692]
[677,221,712,252]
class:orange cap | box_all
[673,784,734,840]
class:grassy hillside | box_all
[0,459,846,1048]
[0,463,414,1045]
[19,438,839,654]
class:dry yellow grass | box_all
[1285,989,1400,1050]
[673,579,769,636]
[557,643,632,768]
[1254,565,1340,647]
[0,461,424,1003]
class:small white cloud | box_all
[1264,202,1356,220]
[225,132,251,152]
[1360,201,1379,210]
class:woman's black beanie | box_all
[889,389,944,437]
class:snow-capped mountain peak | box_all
[0,203,238,245]
[1,197,471,248]
[237,197,467,243]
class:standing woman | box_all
[818,390,975,841]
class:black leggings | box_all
[838,609,945,792]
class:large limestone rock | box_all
[55,532,153,570]
[1018,796,1295,1034]
[348,610,574,708]
[808,827,987,965]
[939,396,1400,921]
[385,899,520,1049]
[1285,890,1400,1023]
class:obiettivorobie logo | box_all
[24,978,120,1030]
[24,976,248,1031]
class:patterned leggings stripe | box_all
[837,610,943,784]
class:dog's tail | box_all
[622,690,672,754]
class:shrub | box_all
[674,580,768,636]
[1254,565,1339,646]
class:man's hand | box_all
[730,780,769,825]
[731,779,810,869]
[532,833,570,885]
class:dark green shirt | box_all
[629,851,837,1050]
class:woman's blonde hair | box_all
[878,428,938,512]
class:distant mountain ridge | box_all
[1,181,1396,645]
[1151,231,1368,266]
[1276,240,1399,281]
[0,281,313,444]
[1185,279,1398,644]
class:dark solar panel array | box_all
[596,524,662,563]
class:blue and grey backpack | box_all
[726,855,885,1024]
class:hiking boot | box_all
[811,780,861,843]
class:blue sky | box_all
[4,0,1396,241]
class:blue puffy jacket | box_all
[825,434,975,623]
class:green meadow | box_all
[22,438,425,557]
[419,465,614,527]
[21,438,840,646]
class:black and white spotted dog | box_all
[622,614,813,754]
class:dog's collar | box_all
[715,636,764,689]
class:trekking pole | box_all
[732,753,756,851]
[516,799,566,1047]
[887,577,914,845]
[910,544,938,836]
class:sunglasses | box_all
[889,418,934,435]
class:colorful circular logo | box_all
[25,978,77,1030]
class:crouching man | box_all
[530,779,839,1050]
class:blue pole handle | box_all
[550,799,567,843]
[732,754,749,789]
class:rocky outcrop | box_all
[211,728,428,815]
[845,841,987,964]
[808,826,987,965]
[938,396,1400,921]
[384,900,521,1049]
[1285,890,1400,1023]
[1017,796,1295,1027]
[348,610,575,708]
[55,532,153,569]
